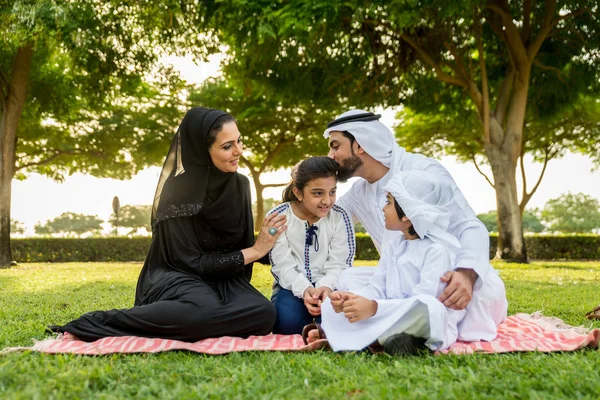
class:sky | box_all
[11,55,600,235]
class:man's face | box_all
[327,131,363,182]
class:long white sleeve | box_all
[411,244,453,298]
[316,205,355,290]
[269,233,313,297]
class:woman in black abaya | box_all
[50,108,286,342]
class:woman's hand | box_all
[254,211,287,257]
[242,212,286,264]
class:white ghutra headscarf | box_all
[323,109,403,168]
[383,171,461,248]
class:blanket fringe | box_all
[521,312,592,335]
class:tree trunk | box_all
[0,45,33,269]
[485,71,530,263]
[254,179,266,226]
[486,145,527,261]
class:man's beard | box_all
[337,155,363,182]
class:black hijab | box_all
[152,107,251,237]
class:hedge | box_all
[11,238,152,263]
[10,234,600,263]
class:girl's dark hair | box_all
[393,198,419,237]
[207,114,236,148]
[282,157,339,202]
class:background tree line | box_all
[10,191,600,238]
[2,0,599,267]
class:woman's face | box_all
[208,122,244,173]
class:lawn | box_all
[1,261,599,399]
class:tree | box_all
[0,1,217,267]
[203,0,599,261]
[10,219,25,235]
[252,198,281,224]
[109,205,152,236]
[34,212,104,237]
[477,210,544,233]
[189,78,337,223]
[540,192,600,232]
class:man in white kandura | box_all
[324,109,507,342]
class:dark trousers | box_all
[271,284,321,335]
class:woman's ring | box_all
[269,227,277,236]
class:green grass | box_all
[1,261,599,399]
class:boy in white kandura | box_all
[268,157,355,335]
[319,171,481,355]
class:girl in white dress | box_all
[268,157,355,335]
[319,171,469,355]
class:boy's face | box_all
[383,193,412,233]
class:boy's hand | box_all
[341,294,378,323]
[303,287,321,316]
[329,291,349,313]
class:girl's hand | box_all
[253,212,287,257]
[313,287,332,307]
[341,294,378,323]
[303,287,321,316]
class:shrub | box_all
[10,234,600,263]
[11,238,151,263]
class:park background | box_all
[1,1,599,398]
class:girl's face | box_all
[294,176,337,220]
[383,193,412,233]
[208,122,244,173]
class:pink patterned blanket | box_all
[3,313,598,356]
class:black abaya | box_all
[53,108,276,342]
[56,177,276,342]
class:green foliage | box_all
[189,77,336,171]
[12,237,151,262]
[540,192,600,233]
[9,219,25,235]
[33,213,104,238]
[2,1,217,181]
[11,234,600,262]
[477,210,544,233]
[109,205,152,235]
[0,261,599,398]
[252,198,280,217]
[354,222,367,233]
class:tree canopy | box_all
[109,205,152,236]
[202,0,600,261]
[1,0,217,267]
[34,212,104,237]
[540,192,600,233]
[477,210,545,233]
[10,219,25,235]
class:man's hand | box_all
[438,268,477,310]
[341,293,377,323]
[303,287,321,316]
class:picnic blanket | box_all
[2,313,598,356]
